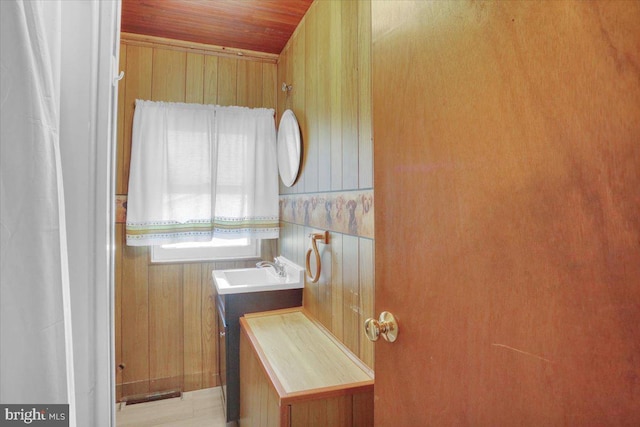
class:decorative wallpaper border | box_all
[118,191,375,239]
[279,190,374,239]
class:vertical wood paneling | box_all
[328,232,343,341]
[149,264,183,392]
[295,224,305,269]
[237,60,263,108]
[285,41,296,196]
[185,53,204,104]
[278,47,292,195]
[203,55,219,104]
[304,7,319,193]
[121,240,150,396]
[280,223,291,262]
[277,0,374,370]
[279,222,290,260]
[317,1,332,192]
[151,48,186,102]
[342,235,360,356]
[183,264,203,391]
[358,238,374,368]
[201,263,218,388]
[114,224,124,401]
[277,49,288,117]
[357,0,373,189]
[116,48,127,195]
[117,36,277,398]
[341,0,359,190]
[149,45,186,392]
[236,60,251,107]
[262,63,277,110]
[217,57,238,106]
[285,37,295,112]
[291,25,306,192]
[121,44,152,194]
[329,0,343,191]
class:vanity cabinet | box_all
[239,308,374,427]
[216,288,302,424]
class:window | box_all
[150,237,261,263]
[126,101,279,247]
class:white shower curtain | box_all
[0,0,76,423]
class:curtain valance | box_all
[126,100,279,246]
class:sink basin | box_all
[223,269,281,286]
[213,256,304,295]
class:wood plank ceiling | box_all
[121,0,314,55]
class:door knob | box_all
[364,311,398,343]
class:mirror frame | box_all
[277,109,302,187]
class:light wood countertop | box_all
[240,307,374,403]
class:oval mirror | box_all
[277,109,301,187]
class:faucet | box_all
[256,258,287,277]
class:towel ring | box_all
[305,231,329,283]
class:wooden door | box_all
[372,1,640,425]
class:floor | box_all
[116,387,227,427]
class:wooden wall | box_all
[115,33,278,400]
[276,1,375,368]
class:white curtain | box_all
[126,100,279,246]
[0,0,76,423]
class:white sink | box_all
[213,256,304,295]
